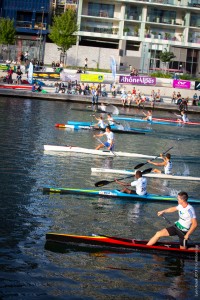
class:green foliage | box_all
[159,49,175,63]
[179,74,193,80]
[151,72,172,78]
[0,18,16,45]
[49,9,78,54]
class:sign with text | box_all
[80,74,104,82]
[195,81,200,90]
[119,76,156,85]
[173,80,191,89]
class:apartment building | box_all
[0,0,53,61]
[75,0,200,75]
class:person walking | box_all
[147,191,198,249]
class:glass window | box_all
[88,2,114,18]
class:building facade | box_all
[0,0,53,62]
[75,0,200,75]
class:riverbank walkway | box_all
[0,67,199,114]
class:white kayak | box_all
[44,145,160,159]
[91,168,200,181]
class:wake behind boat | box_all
[45,233,200,259]
[91,168,200,181]
[44,145,159,159]
[42,186,200,204]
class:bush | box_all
[150,72,172,78]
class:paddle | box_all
[94,136,116,157]
[134,146,173,170]
[161,214,192,243]
[95,168,152,187]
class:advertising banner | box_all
[173,80,191,89]
[80,74,104,82]
[195,81,200,90]
[119,76,156,85]
[33,72,60,80]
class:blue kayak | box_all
[43,187,200,204]
[113,116,182,126]
[67,121,152,133]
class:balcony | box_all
[16,21,32,29]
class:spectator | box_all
[84,58,88,68]
[24,51,29,62]
[111,85,116,98]
[127,91,133,106]
[7,68,13,84]
[121,91,127,106]
[16,68,23,85]
[155,89,161,102]
[192,93,198,105]
[171,91,177,104]
[52,61,56,71]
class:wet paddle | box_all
[95,168,152,187]
[94,136,116,157]
[134,146,173,170]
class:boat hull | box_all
[44,145,158,159]
[55,123,147,134]
[114,116,200,126]
[91,168,200,181]
[42,187,200,204]
[46,233,200,258]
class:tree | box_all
[0,18,16,59]
[159,48,176,73]
[49,9,78,66]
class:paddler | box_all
[94,125,114,150]
[92,115,106,129]
[147,191,198,249]
[175,110,189,123]
[147,153,172,174]
[107,113,115,126]
[115,170,147,196]
[143,110,152,122]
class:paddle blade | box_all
[142,168,152,175]
[95,180,112,187]
[134,163,145,170]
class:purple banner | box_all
[119,76,156,85]
[173,80,191,89]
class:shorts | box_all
[104,142,114,151]
[166,225,188,247]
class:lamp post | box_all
[38,6,44,62]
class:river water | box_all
[0,97,199,299]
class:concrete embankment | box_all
[0,86,200,114]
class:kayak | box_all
[43,145,160,159]
[113,116,200,126]
[91,168,200,181]
[55,124,146,134]
[67,121,151,133]
[42,186,200,204]
[46,233,200,258]
[55,122,151,134]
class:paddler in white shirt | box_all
[115,170,147,196]
[175,110,189,123]
[147,153,172,175]
[143,110,152,122]
[94,126,114,150]
[107,113,115,126]
[147,191,198,249]
[93,115,106,129]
